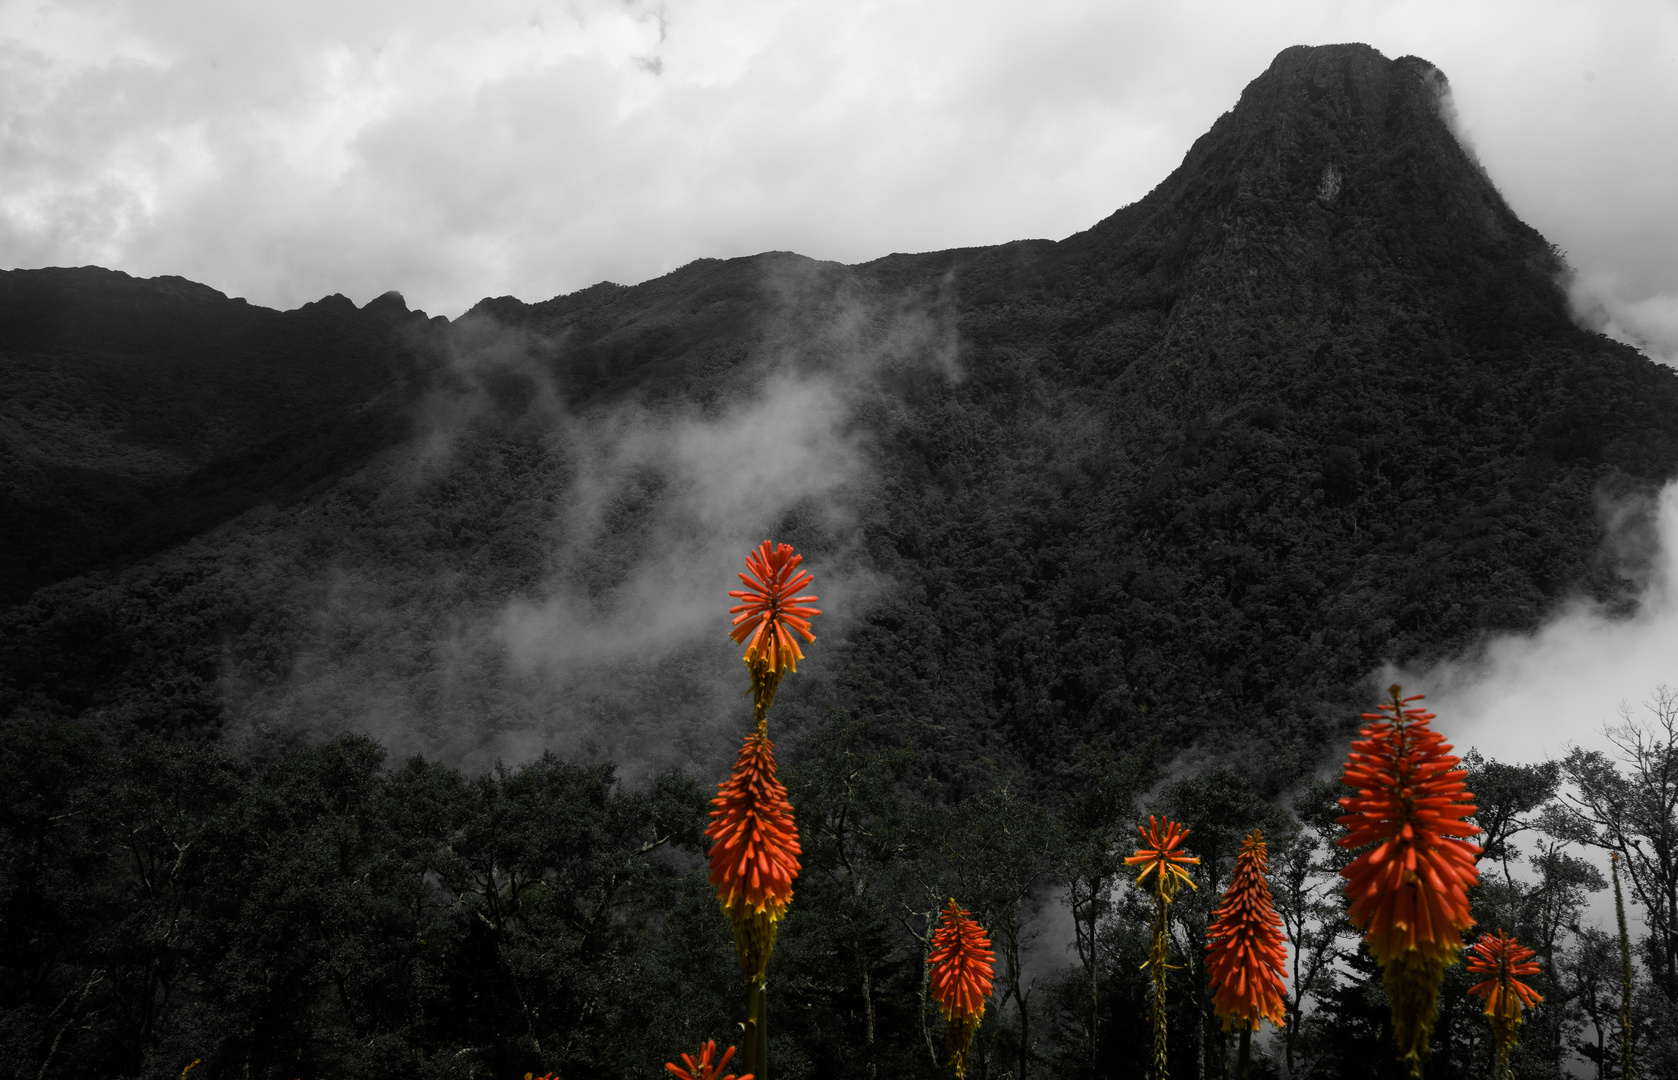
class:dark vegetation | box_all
[4,43,1678,1078]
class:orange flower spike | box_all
[707,728,802,979]
[1125,815,1201,897]
[728,541,821,676]
[1466,930,1543,1015]
[1127,815,1198,1078]
[927,899,996,1080]
[665,1040,754,1080]
[1205,829,1290,1032]
[1466,930,1543,1080]
[1335,686,1482,1077]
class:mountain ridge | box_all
[2,43,1675,784]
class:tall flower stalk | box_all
[1335,686,1481,1078]
[1126,816,1199,1080]
[1613,852,1636,1080]
[927,898,996,1078]
[1465,930,1542,1080]
[709,542,819,1080]
[1204,829,1288,1080]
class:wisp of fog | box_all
[227,263,957,783]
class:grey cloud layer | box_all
[3,0,1673,354]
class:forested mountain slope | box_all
[4,42,1676,784]
[6,42,1678,1080]
[0,268,432,604]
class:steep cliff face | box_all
[3,46,1676,783]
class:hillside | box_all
[5,44,1675,785]
[5,41,1678,1080]
[0,268,432,604]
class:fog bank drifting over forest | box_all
[1411,480,1678,765]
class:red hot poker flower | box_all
[1466,929,1543,1014]
[1336,686,1481,1077]
[707,727,801,979]
[1205,829,1289,1032]
[1127,816,1198,1078]
[665,1040,753,1080]
[1125,816,1201,899]
[729,541,820,677]
[1466,929,1543,1077]
[928,898,996,1080]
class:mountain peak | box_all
[1056,42,1568,409]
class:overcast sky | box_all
[2,0,1675,351]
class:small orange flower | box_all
[1467,929,1543,1076]
[1466,929,1543,1015]
[665,1040,753,1080]
[928,898,995,1079]
[1336,686,1481,1075]
[1127,815,1198,1077]
[728,541,820,676]
[707,728,801,979]
[1205,829,1289,1032]
[1125,815,1201,899]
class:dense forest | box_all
[5,42,1678,1079]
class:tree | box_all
[1560,927,1621,1080]
[1463,750,1561,933]
[1270,779,1352,1078]
[1548,687,1678,1002]
[784,710,920,1078]
[1053,741,1155,1079]
[941,786,1056,1080]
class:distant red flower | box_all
[1336,686,1481,1075]
[928,898,995,1080]
[1205,829,1289,1032]
[707,727,801,978]
[1125,816,1201,899]
[729,541,820,677]
[1465,929,1543,1014]
[1467,929,1543,1077]
[1127,816,1199,1078]
[665,1040,752,1080]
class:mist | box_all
[1570,272,1678,369]
[1407,481,1678,766]
[222,262,957,782]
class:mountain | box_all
[6,41,1678,1080]
[0,268,433,604]
[4,42,1677,785]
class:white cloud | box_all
[1418,482,1678,766]
[0,0,1674,324]
[1570,270,1678,367]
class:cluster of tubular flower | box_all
[665,1040,752,1080]
[1126,816,1200,1079]
[1466,930,1543,1080]
[707,726,802,979]
[927,898,996,1079]
[1336,686,1481,1077]
[728,541,820,724]
[670,541,819,1080]
[1205,829,1289,1033]
[709,542,816,979]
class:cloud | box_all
[225,261,956,779]
[1569,270,1678,368]
[2,1,1672,323]
[1405,482,1678,767]
[1391,480,1678,942]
